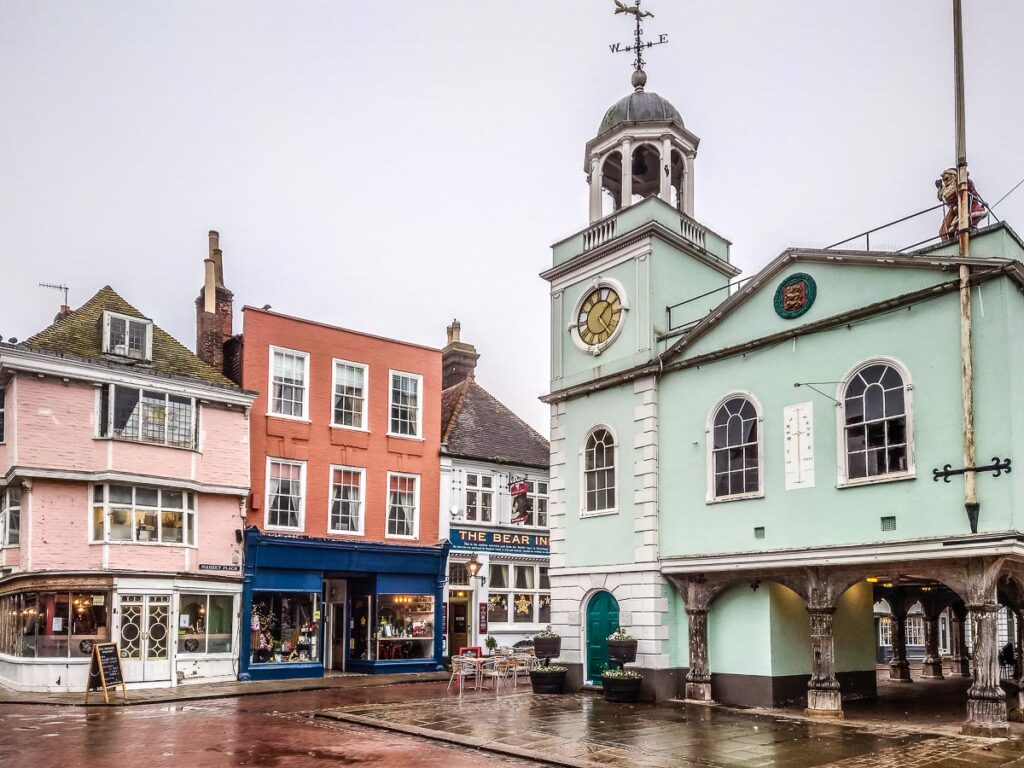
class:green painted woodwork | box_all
[586,591,620,683]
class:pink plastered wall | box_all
[26,480,242,574]
[13,376,248,488]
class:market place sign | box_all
[449,527,549,556]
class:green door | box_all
[585,591,619,683]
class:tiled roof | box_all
[441,377,549,469]
[26,285,238,388]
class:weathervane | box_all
[610,0,668,85]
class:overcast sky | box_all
[2,1,1022,435]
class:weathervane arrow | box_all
[609,0,668,79]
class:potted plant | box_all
[602,666,642,702]
[529,665,568,694]
[606,627,637,665]
[485,635,498,655]
[533,627,561,665]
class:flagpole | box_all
[953,0,978,530]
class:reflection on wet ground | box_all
[313,688,1024,768]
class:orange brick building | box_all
[196,239,448,679]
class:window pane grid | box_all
[390,373,420,436]
[387,474,418,537]
[271,350,307,417]
[333,363,366,428]
[91,485,191,545]
[105,385,195,449]
[844,364,908,480]
[268,461,303,528]
[330,467,363,533]
[584,429,616,513]
[712,397,759,499]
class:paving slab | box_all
[309,689,1024,768]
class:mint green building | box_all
[544,71,1024,735]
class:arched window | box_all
[583,428,616,514]
[842,361,911,481]
[710,396,761,500]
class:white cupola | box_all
[586,70,700,223]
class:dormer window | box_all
[103,311,152,361]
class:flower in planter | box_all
[607,627,635,642]
[531,665,567,674]
[602,666,642,680]
[534,626,560,640]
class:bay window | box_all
[0,591,111,658]
[98,385,197,449]
[90,485,195,545]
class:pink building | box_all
[0,278,254,691]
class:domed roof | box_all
[598,88,684,135]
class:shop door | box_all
[330,603,346,671]
[585,591,619,684]
[119,595,172,683]
[448,601,470,654]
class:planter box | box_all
[530,669,567,694]
[533,637,562,662]
[602,675,642,703]
[607,639,638,665]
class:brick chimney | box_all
[196,230,234,373]
[442,319,479,389]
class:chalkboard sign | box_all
[84,642,127,704]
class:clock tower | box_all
[541,65,739,696]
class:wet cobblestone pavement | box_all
[312,689,1024,768]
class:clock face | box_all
[577,286,623,347]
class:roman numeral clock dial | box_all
[577,287,623,347]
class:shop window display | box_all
[178,594,234,654]
[0,591,110,658]
[375,594,434,660]
[487,563,550,626]
[250,592,320,664]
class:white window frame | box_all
[88,484,196,546]
[906,616,925,646]
[525,479,549,528]
[835,357,915,488]
[176,592,237,657]
[486,561,551,627]
[464,472,494,523]
[387,370,423,439]
[330,359,369,431]
[878,616,892,647]
[102,310,153,361]
[385,471,420,540]
[98,384,198,450]
[1,486,21,548]
[580,424,618,518]
[268,346,311,421]
[705,391,765,503]
[265,458,306,531]
[328,464,366,536]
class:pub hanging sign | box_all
[449,526,549,556]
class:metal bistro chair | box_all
[447,654,478,695]
[507,653,533,686]
[478,656,513,694]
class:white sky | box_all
[2,1,1022,435]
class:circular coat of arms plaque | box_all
[773,273,817,319]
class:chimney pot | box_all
[208,230,220,257]
[447,319,461,345]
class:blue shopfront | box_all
[240,530,448,680]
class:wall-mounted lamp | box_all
[465,553,487,588]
